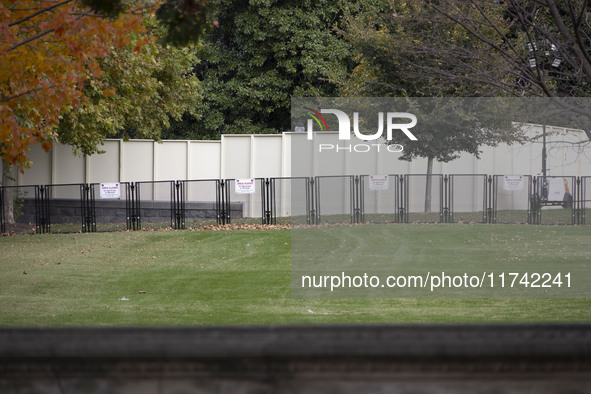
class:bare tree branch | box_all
[8,0,75,27]
[7,28,55,52]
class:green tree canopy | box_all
[338,1,523,157]
[0,0,209,167]
[57,14,202,155]
[339,0,512,97]
[163,0,355,139]
[337,3,524,210]
[354,0,591,98]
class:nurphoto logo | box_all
[304,107,417,153]
[305,107,418,141]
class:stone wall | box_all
[1,325,591,394]
[16,198,244,225]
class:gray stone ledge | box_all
[15,199,244,225]
[2,325,591,360]
[2,326,591,393]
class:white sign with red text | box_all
[100,183,121,199]
[369,175,389,191]
[503,175,524,191]
[235,178,256,194]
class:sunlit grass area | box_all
[1,224,590,326]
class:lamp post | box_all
[527,39,562,201]
[542,118,548,200]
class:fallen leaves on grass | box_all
[192,224,292,231]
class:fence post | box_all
[172,180,185,230]
[306,177,316,225]
[583,177,587,225]
[261,178,275,225]
[314,177,321,225]
[216,180,231,225]
[349,176,354,224]
[392,174,400,223]
[573,177,583,224]
[271,178,277,225]
[352,176,364,224]
[443,175,450,223]
[216,180,224,225]
[80,184,96,233]
[571,177,576,225]
[529,177,540,225]
[0,186,4,233]
[399,176,407,223]
[125,182,140,231]
[170,181,174,228]
[125,183,131,230]
[89,184,97,232]
[529,177,534,224]
[359,175,365,223]
[226,180,231,224]
[486,176,492,224]
[35,185,50,234]
[81,184,87,233]
[260,179,266,225]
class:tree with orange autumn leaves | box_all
[1,0,141,167]
[0,0,208,168]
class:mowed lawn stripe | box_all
[0,225,590,326]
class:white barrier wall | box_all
[17,124,591,188]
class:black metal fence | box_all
[1,174,590,233]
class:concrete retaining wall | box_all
[15,199,244,225]
[1,325,591,393]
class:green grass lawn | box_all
[1,224,590,326]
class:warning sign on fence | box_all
[235,178,256,194]
[369,175,389,191]
[100,183,121,199]
[503,175,524,191]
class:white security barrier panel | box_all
[16,125,590,196]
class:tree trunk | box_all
[424,156,434,213]
[2,163,17,225]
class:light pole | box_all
[527,39,562,202]
[541,118,548,200]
